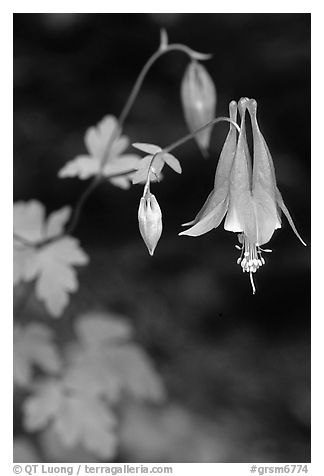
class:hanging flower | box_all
[133,142,183,256]
[138,190,163,256]
[180,97,306,293]
[181,61,217,156]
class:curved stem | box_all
[145,117,240,178]
[64,175,102,236]
[98,43,211,175]
[164,117,240,154]
[118,44,210,127]
[13,40,211,248]
[65,42,210,237]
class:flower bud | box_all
[138,192,162,256]
[181,61,217,154]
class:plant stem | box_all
[164,117,240,154]
[13,39,211,247]
[118,44,210,128]
[64,43,208,236]
[145,117,240,179]
[98,44,211,175]
[64,175,102,236]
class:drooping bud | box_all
[181,61,217,155]
[138,192,162,256]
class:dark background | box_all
[14,13,310,462]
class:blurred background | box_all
[13,13,310,463]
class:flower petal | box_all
[224,99,251,233]
[181,189,217,227]
[179,197,228,237]
[181,101,238,231]
[247,101,277,197]
[225,188,279,246]
[214,100,238,191]
[252,187,281,245]
[275,187,307,246]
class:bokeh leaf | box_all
[51,392,117,458]
[58,115,141,189]
[13,201,89,317]
[14,200,45,242]
[23,379,117,459]
[45,206,72,239]
[64,312,165,403]
[34,237,89,317]
[14,324,62,387]
[58,155,100,180]
[75,311,132,346]
[24,380,63,430]
[22,311,165,460]
[105,344,166,401]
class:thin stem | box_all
[98,43,211,175]
[118,44,210,127]
[13,39,211,248]
[65,42,209,236]
[145,117,240,178]
[14,170,138,249]
[164,117,240,154]
[64,175,102,236]
[143,175,151,197]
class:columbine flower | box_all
[138,191,163,256]
[180,97,306,293]
[181,61,217,156]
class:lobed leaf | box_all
[84,115,124,160]
[13,201,89,317]
[34,237,89,317]
[45,206,72,239]
[51,392,117,457]
[58,115,137,188]
[58,156,100,180]
[14,201,45,243]
[23,379,117,459]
